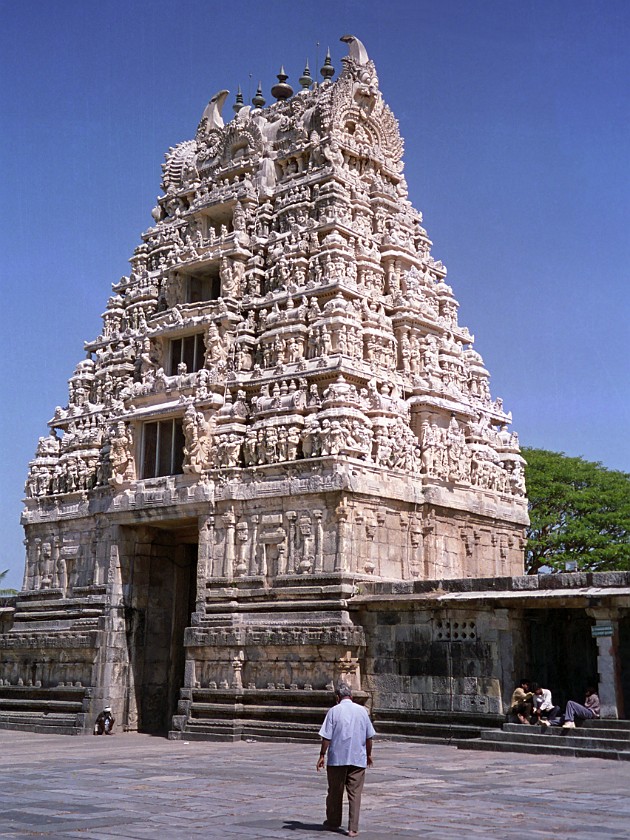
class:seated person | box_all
[508,679,533,724]
[562,686,600,729]
[93,706,115,735]
[531,684,560,725]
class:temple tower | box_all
[8,36,528,737]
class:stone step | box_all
[582,718,630,731]
[458,737,630,762]
[484,728,630,752]
[170,717,321,743]
[0,713,81,736]
[0,697,84,714]
[189,702,327,723]
[373,708,504,729]
[373,719,484,740]
[503,722,630,740]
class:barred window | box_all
[141,419,185,478]
[169,333,205,375]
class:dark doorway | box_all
[526,609,598,710]
[122,524,197,734]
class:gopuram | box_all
[2,36,627,740]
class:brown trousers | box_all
[325,765,366,833]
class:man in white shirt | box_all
[531,684,560,725]
[316,683,375,837]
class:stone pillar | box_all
[32,539,42,590]
[222,509,236,579]
[197,513,214,596]
[249,515,259,575]
[287,511,297,573]
[22,539,29,591]
[586,608,624,719]
[235,522,249,577]
[335,500,350,572]
[313,510,323,574]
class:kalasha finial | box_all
[271,66,294,101]
[299,60,313,91]
[252,81,266,108]
[233,85,244,114]
[320,47,335,80]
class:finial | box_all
[233,85,244,114]
[252,81,266,108]
[320,47,335,80]
[299,60,313,91]
[340,34,369,65]
[271,66,294,101]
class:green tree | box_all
[523,448,630,574]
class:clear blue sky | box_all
[1,0,629,589]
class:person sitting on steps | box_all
[508,678,533,725]
[562,686,600,729]
[93,706,115,735]
[531,683,561,726]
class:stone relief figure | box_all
[108,421,134,487]
[204,322,226,366]
[183,402,212,474]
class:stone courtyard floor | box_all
[1,730,629,839]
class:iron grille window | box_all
[141,419,185,478]
[169,333,205,374]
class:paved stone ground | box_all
[1,730,630,839]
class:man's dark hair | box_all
[519,678,530,687]
[335,682,353,699]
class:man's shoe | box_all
[323,821,341,831]
[562,721,576,728]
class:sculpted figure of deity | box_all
[109,421,134,487]
[219,257,237,297]
[264,427,279,464]
[242,428,258,466]
[204,322,225,366]
[286,426,301,461]
[301,417,320,459]
[183,402,211,474]
[36,433,60,458]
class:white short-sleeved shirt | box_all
[319,698,376,767]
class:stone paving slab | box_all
[1,730,630,839]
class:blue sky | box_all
[1,0,629,589]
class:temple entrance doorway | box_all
[121,521,197,734]
[525,609,598,711]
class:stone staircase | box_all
[0,685,87,735]
[169,688,359,742]
[373,709,503,745]
[457,719,630,761]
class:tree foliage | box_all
[523,448,630,574]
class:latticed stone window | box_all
[434,619,477,642]
[169,333,205,375]
[141,418,185,478]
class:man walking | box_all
[316,683,375,837]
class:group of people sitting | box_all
[509,679,600,729]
